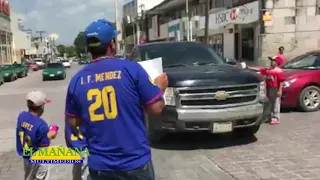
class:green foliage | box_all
[73,31,86,56]
[56,45,77,58]
[56,45,66,57]
[66,46,76,57]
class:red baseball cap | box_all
[268,56,283,65]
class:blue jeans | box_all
[89,160,155,180]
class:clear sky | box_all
[10,0,131,45]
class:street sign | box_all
[263,12,273,26]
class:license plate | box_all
[212,122,233,133]
[50,74,54,77]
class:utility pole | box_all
[5,26,8,63]
[36,30,46,42]
[185,0,190,41]
[114,0,120,54]
[204,0,209,45]
[137,4,145,45]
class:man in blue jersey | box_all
[65,19,168,180]
[65,122,90,180]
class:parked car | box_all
[29,62,39,71]
[128,41,270,141]
[78,58,89,65]
[61,59,71,68]
[34,58,46,69]
[42,63,66,81]
[0,66,4,85]
[13,63,28,78]
[2,64,18,82]
[276,51,320,112]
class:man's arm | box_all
[134,63,167,115]
[65,76,82,130]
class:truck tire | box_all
[298,86,320,112]
[234,125,260,137]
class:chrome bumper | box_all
[148,102,268,132]
[177,103,263,122]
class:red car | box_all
[29,63,39,71]
[252,51,320,112]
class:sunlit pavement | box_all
[0,65,320,180]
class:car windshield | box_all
[2,65,12,69]
[34,59,42,62]
[282,53,320,69]
[139,42,224,67]
[47,63,63,68]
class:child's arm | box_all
[277,71,285,96]
[47,131,57,139]
[37,125,51,147]
[247,67,266,81]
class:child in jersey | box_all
[16,90,58,180]
[65,121,90,180]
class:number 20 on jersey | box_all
[87,85,118,121]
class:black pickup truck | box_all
[128,41,270,141]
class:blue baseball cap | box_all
[84,19,120,47]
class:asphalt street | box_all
[0,64,320,180]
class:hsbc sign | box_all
[210,1,258,29]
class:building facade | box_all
[11,12,32,63]
[146,0,320,64]
[0,0,12,64]
[122,0,164,52]
[261,0,320,60]
[146,0,260,62]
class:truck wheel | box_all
[234,125,260,137]
[298,86,320,112]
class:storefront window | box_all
[208,34,224,58]
[0,35,5,45]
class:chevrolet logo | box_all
[214,91,229,100]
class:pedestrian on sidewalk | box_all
[65,19,168,180]
[65,122,90,180]
[259,56,285,125]
[276,46,287,66]
[16,90,58,180]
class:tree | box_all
[73,31,86,56]
[65,46,76,57]
[34,42,39,50]
[56,45,66,57]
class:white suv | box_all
[34,58,45,69]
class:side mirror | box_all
[224,57,237,65]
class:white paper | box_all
[240,62,247,69]
[138,57,163,80]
